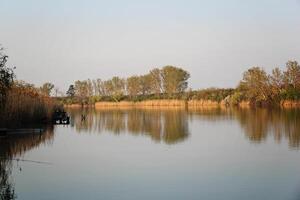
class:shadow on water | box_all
[67,107,300,148]
[0,127,54,200]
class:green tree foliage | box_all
[161,66,190,95]
[40,82,54,96]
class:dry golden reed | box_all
[2,85,55,125]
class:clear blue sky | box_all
[1,0,300,91]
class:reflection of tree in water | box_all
[69,108,189,144]
[235,109,269,142]
[234,108,300,149]
[162,111,189,144]
[187,107,300,149]
[0,127,54,200]
[68,107,300,149]
[188,107,234,121]
[0,159,14,200]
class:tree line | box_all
[63,60,300,106]
[2,44,300,108]
[65,66,190,104]
[232,60,300,105]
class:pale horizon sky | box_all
[1,0,300,91]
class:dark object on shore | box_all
[81,114,86,121]
[53,110,70,125]
[0,128,43,137]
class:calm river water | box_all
[1,107,300,200]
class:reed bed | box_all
[1,85,56,127]
[64,104,90,108]
[91,99,300,110]
[188,100,220,107]
[95,100,186,108]
[135,100,186,107]
[280,100,300,108]
[238,101,251,108]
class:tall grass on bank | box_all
[0,82,56,127]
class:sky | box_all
[0,0,300,91]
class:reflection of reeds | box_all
[280,100,300,108]
[0,127,54,200]
[0,127,54,159]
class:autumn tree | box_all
[239,67,271,103]
[102,77,125,101]
[110,76,125,101]
[283,61,300,89]
[92,79,105,96]
[161,66,190,95]
[282,61,300,99]
[103,79,113,96]
[40,82,54,96]
[139,74,151,95]
[127,75,140,97]
[149,68,162,95]
[87,79,94,97]
[74,80,89,104]
[269,67,284,101]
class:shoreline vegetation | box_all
[64,99,300,109]
[61,61,300,108]
[1,45,300,128]
[0,48,57,127]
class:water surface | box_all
[1,107,300,200]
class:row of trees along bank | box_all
[62,61,300,106]
[0,47,57,127]
[63,66,192,104]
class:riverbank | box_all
[64,100,300,109]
